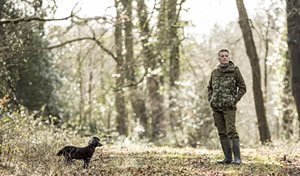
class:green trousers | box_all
[213,110,239,140]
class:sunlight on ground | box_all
[1,141,299,175]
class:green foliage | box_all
[0,0,60,117]
[15,29,59,114]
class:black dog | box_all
[57,136,103,168]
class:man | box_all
[207,48,246,165]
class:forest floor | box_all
[1,143,300,175]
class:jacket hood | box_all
[218,61,236,73]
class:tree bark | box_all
[167,0,181,145]
[76,29,85,127]
[88,55,94,127]
[114,0,128,136]
[122,0,135,84]
[121,0,148,138]
[78,53,85,126]
[148,0,170,140]
[136,0,166,140]
[236,0,271,143]
[168,0,180,88]
[286,0,300,137]
[282,52,294,138]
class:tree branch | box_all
[0,2,79,25]
[113,69,148,92]
[45,37,117,61]
[174,0,186,27]
[0,15,74,25]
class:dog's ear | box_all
[93,136,100,142]
[88,136,100,146]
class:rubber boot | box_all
[217,138,232,164]
[231,138,241,165]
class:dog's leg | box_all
[83,159,90,168]
[65,156,73,164]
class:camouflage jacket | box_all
[207,61,247,111]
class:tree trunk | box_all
[115,67,128,136]
[167,0,181,145]
[87,55,94,130]
[148,0,169,140]
[136,0,166,139]
[236,0,271,143]
[286,0,300,138]
[88,61,93,123]
[122,0,148,138]
[121,0,135,84]
[167,0,180,88]
[282,52,294,138]
[114,0,128,136]
[76,35,85,127]
[148,76,166,139]
[264,37,269,103]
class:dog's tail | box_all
[57,149,63,156]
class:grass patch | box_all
[1,142,298,175]
[0,113,299,175]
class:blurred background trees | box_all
[0,0,60,116]
[0,0,299,147]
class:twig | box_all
[112,69,148,92]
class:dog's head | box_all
[88,136,103,147]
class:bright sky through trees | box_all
[53,0,259,37]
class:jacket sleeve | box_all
[235,68,247,102]
[207,72,213,102]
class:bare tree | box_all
[236,0,271,143]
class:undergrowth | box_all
[0,110,300,175]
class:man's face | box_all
[218,51,230,65]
